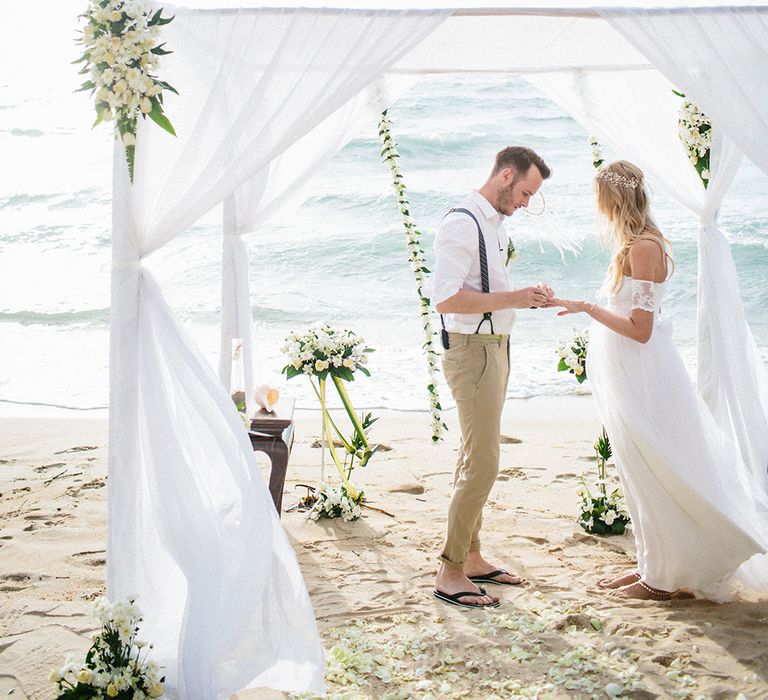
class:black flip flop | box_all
[468,569,523,586]
[433,587,500,609]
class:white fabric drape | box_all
[108,7,449,698]
[217,77,414,397]
[595,6,768,483]
[525,66,768,485]
[602,7,768,177]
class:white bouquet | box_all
[307,483,363,522]
[282,324,372,382]
[51,597,164,699]
[75,0,177,181]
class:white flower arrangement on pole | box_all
[75,0,177,181]
[556,329,588,384]
[673,90,711,188]
[378,110,446,443]
[50,597,164,699]
[282,325,377,514]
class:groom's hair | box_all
[492,146,550,180]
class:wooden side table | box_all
[247,397,295,516]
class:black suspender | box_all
[440,207,495,350]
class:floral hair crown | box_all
[596,169,641,189]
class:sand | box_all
[1,396,766,699]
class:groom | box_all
[432,146,553,608]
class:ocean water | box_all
[2,57,767,415]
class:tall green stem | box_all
[318,377,359,500]
[332,375,373,465]
[310,378,354,452]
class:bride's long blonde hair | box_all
[595,160,674,291]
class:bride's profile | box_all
[553,160,768,601]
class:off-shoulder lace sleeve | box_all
[631,279,656,312]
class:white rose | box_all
[140,96,152,113]
[122,131,135,146]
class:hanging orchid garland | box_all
[75,0,178,182]
[673,90,711,189]
[378,110,445,443]
[588,135,604,170]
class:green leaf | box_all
[557,358,568,372]
[76,80,96,93]
[356,366,371,378]
[92,107,105,128]
[151,43,173,56]
[156,79,179,95]
[124,144,135,183]
[671,89,686,98]
[147,99,176,136]
[147,8,163,25]
[283,365,302,380]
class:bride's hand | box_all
[551,298,588,316]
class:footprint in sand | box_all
[497,467,528,481]
[0,572,47,592]
[54,446,99,454]
[24,512,72,526]
[507,534,549,546]
[34,462,67,473]
[73,551,107,567]
[552,472,579,483]
[500,435,522,444]
[65,478,106,497]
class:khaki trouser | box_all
[440,332,510,569]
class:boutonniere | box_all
[506,240,518,265]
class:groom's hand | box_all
[532,282,557,309]
[518,286,551,308]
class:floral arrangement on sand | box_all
[282,325,377,519]
[51,597,164,699]
[578,429,631,535]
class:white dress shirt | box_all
[432,190,516,335]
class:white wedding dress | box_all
[588,276,768,601]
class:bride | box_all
[553,160,768,601]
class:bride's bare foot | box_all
[609,580,672,601]
[597,570,640,590]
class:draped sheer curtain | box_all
[596,6,768,483]
[108,8,448,698]
[218,76,414,398]
[526,64,768,486]
[603,7,768,177]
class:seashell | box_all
[253,385,280,412]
